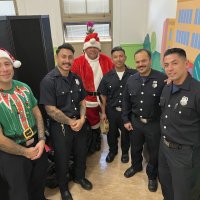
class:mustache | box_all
[62,62,71,66]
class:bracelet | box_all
[38,135,46,142]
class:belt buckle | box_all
[23,127,34,140]
[115,107,122,112]
[163,138,170,147]
[140,117,148,124]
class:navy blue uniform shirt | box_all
[160,74,200,146]
[98,67,137,108]
[122,69,167,123]
[40,67,86,119]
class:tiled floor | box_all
[45,134,163,200]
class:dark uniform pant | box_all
[159,140,200,200]
[51,122,87,192]
[106,107,130,154]
[130,116,160,179]
[0,150,47,200]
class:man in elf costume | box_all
[71,27,113,154]
[0,48,47,200]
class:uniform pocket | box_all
[56,90,69,107]
[174,103,193,120]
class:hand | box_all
[23,147,39,159]
[70,118,85,132]
[68,118,76,126]
[31,140,45,160]
[164,78,172,85]
[101,113,107,121]
[124,122,133,131]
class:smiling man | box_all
[71,33,113,154]
[122,49,167,192]
[40,43,92,200]
[159,48,200,200]
[98,46,136,163]
[0,48,47,200]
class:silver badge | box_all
[152,80,157,88]
[75,79,80,85]
[180,96,188,106]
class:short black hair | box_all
[163,48,186,59]
[56,43,75,55]
[134,48,151,59]
[111,46,125,55]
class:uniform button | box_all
[62,91,65,94]
[142,83,145,86]
[109,86,111,88]
[74,107,77,110]
[140,108,143,111]
[153,94,156,96]
[140,116,143,118]
[164,126,166,129]
[120,85,123,88]
[79,89,81,91]
[179,111,181,114]
[119,100,121,103]
[72,99,74,102]
[70,90,73,93]
[168,104,171,107]
[120,93,122,95]
[141,92,144,95]
[165,115,168,118]
[140,100,143,103]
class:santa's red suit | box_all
[71,32,113,129]
[71,52,113,128]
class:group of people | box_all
[0,31,200,200]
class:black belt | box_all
[86,91,100,96]
[135,116,153,124]
[14,125,37,141]
[163,136,193,150]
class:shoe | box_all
[148,179,158,192]
[106,152,116,163]
[74,178,93,190]
[60,190,73,200]
[124,166,142,178]
[121,154,129,163]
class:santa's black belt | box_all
[86,91,100,96]
[14,125,37,141]
[162,136,193,150]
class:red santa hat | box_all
[0,48,21,68]
[83,33,101,50]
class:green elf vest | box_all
[0,80,37,144]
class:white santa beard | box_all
[85,54,103,108]
[85,54,103,91]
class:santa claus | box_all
[71,32,113,154]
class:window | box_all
[60,0,112,42]
[178,9,192,24]
[169,30,173,41]
[191,33,200,50]
[194,8,200,25]
[176,30,190,46]
[0,0,17,15]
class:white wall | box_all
[113,0,149,47]
[16,0,63,47]
[147,0,177,52]
[15,0,177,51]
